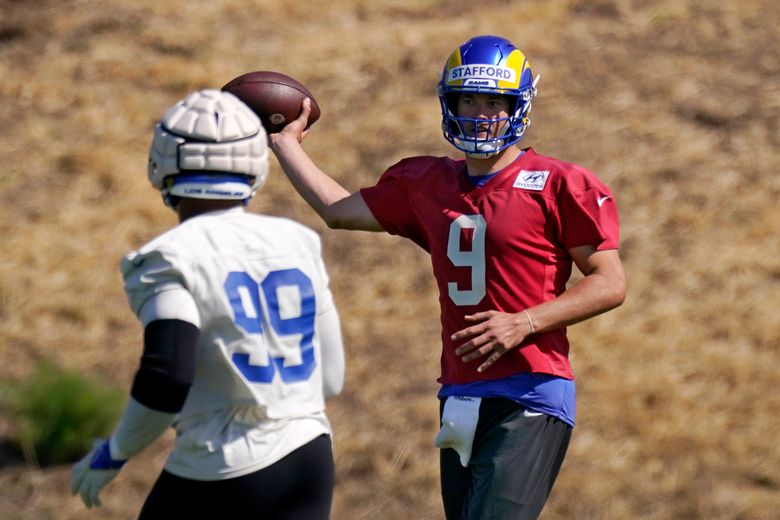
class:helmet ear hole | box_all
[162,192,180,208]
[444,93,460,113]
[446,118,463,136]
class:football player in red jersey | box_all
[270,35,626,519]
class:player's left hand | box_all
[70,438,127,508]
[452,311,530,373]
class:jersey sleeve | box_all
[317,305,345,399]
[137,289,200,328]
[121,247,189,318]
[359,159,429,248]
[292,224,337,316]
[312,240,336,316]
[555,166,620,251]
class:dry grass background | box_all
[1,0,779,518]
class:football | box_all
[221,71,321,134]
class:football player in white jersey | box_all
[70,89,346,519]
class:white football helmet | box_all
[148,89,269,206]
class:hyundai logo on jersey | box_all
[513,170,550,191]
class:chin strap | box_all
[465,149,500,159]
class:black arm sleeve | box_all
[130,319,199,413]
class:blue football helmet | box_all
[438,35,539,157]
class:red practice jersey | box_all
[360,148,620,384]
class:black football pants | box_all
[440,397,572,520]
[139,434,334,520]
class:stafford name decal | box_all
[448,64,517,85]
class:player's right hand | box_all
[272,97,312,144]
[70,438,126,508]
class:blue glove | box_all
[70,439,127,508]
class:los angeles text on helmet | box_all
[448,64,517,84]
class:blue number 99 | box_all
[224,269,316,384]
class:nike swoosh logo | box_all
[597,196,611,207]
[523,409,544,418]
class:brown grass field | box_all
[1,0,778,518]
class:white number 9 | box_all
[447,214,487,306]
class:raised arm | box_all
[269,98,383,231]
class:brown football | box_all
[221,71,321,133]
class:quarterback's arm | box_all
[269,98,383,231]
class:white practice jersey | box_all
[121,207,340,480]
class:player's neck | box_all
[177,199,244,222]
[465,146,523,176]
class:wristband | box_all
[89,440,127,470]
[523,309,535,334]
